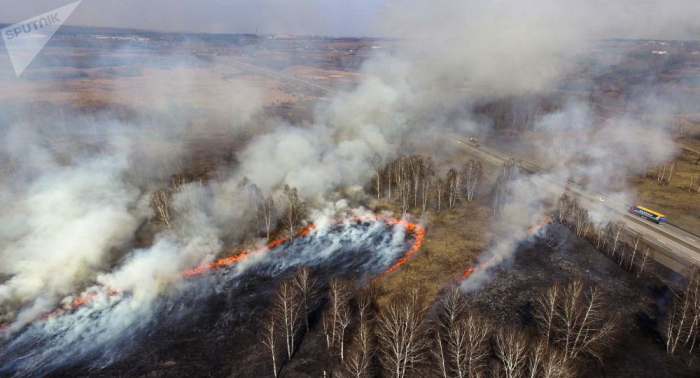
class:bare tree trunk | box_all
[636,247,650,278]
[434,178,445,213]
[293,267,320,332]
[261,314,280,378]
[323,279,353,359]
[377,290,427,378]
[273,280,303,360]
[151,189,172,228]
[494,328,528,378]
[282,185,306,240]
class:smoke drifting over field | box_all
[0,217,417,375]
[0,0,697,373]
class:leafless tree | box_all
[494,328,529,378]
[534,283,561,342]
[434,178,446,213]
[464,160,483,202]
[151,189,171,228]
[273,279,303,360]
[293,267,320,332]
[323,279,353,360]
[536,278,618,361]
[281,185,306,240]
[557,195,571,224]
[447,168,463,210]
[377,290,428,378]
[666,266,700,355]
[421,176,432,215]
[260,195,275,241]
[636,247,651,278]
[370,154,384,200]
[530,339,573,378]
[627,234,641,272]
[607,222,624,259]
[344,288,378,378]
[410,156,424,208]
[261,313,280,377]
[397,179,412,215]
[432,286,468,378]
[451,314,492,378]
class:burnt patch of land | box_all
[466,223,698,378]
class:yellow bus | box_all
[629,205,666,224]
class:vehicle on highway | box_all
[629,205,666,224]
[475,143,481,147]
[595,196,606,202]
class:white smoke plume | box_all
[0,0,697,372]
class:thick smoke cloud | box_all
[0,0,697,371]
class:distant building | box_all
[651,50,667,55]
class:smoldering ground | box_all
[0,217,417,376]
[0,0,698,374]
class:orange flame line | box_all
[457,219,551,282]
[2,215,424,332]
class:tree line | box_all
[259,268,618,378]
[150,174,307,242]
[372,155,483,215]
[554,193,700,359]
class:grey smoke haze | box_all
[1,0,699,39]
[0,0,697,371]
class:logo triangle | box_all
[1,1,82,77]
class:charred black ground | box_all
[0,220,413,377]
[465,224,699,378]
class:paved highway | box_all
[449,134,700,273]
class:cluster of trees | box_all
[555,194,651,277]
[149,174,307,242]
[260,267,618,378]
[640,161,676,186]
[472,96,563,134]
[666,266,700,356]
[555,194,700,358]
[373,155,483,215]
[261,267,321,377]
[492,159,522,214]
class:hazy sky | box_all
[2,0,700,39]
[1,0,385,37]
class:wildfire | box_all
[1,214,424,332]
[458,218,551,282]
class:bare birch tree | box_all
[344,289,377,378]
[377,290,427,378]
[370,154,384,200]
[447,168,463,210]
[261,313,280,378]
[434,178,446,213]
[323,279,353,359]
[536,278,618,361]
[534,283,561,343]
[273,279,303,360]
[464,160,483,202]
[666,266,700,355]
[282,185,306,240]
[293,267,320,332]
[530,339,573,378]
[397,179,412,215]
[494,328,529,378]
[151,189,171,228]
